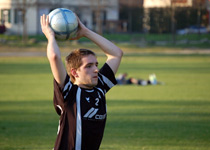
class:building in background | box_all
[0,0,209,35]
[143,0,193,8]
[0,0,119,35]
[118,0,143,32]
[143,0,208,33]
[143,0,193,33]
[119,0,143,7]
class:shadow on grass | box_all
[0,63,51,75]
[0,100,58,149]
[0,99,210,149]
[105,99,210,148]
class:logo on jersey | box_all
[85,97,90,103]
[83,107,106,120]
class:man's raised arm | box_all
[40,14,66,87]
[84,30,123,74]
[72,18,123,75]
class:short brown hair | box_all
[65,48,96,83]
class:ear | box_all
[71,68,79,78]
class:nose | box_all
[94,65,99,73]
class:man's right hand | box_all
[40,14,55,41]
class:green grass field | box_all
[0,53,210,150]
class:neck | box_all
[74,82,94,89]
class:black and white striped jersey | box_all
[53,63,117,150]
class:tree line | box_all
[120,6,208,33]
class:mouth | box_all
[93,76,98,79]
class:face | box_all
[74,54,99,89]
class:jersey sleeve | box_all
[98,63,117,93]
[53,74,72,115]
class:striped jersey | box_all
[53,63,117,150]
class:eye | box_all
[85,64,92,68]
[96,62,98,67]
[86,65,92,68]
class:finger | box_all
[46,15,49,25]
[43,14,46,26]
[40,15,42,25]
[41,15,45,27]
[40,15,43,26]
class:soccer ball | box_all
[49,8,78,40]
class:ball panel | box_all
[51,18,67,32]
[49,9,61,17]
[49,9,62,23]
[68,23,78,32]
[55,33,68,40]
[69,29,77,38]
[59,9,70,34]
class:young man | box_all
[40,14,123,150]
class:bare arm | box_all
[40,14,66,87]
[72,18,123,74]
[84,30,123,74]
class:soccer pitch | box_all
[0,54,210,150]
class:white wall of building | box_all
[106,7,119,20]
[143,0,193,8]
[143,0,171,8]
[0,0,119,35]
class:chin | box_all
[91,79,98,85]
[85,81,98,89]
[93,81,98,86]
[91,83,97,87]
[91,83,98,88]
